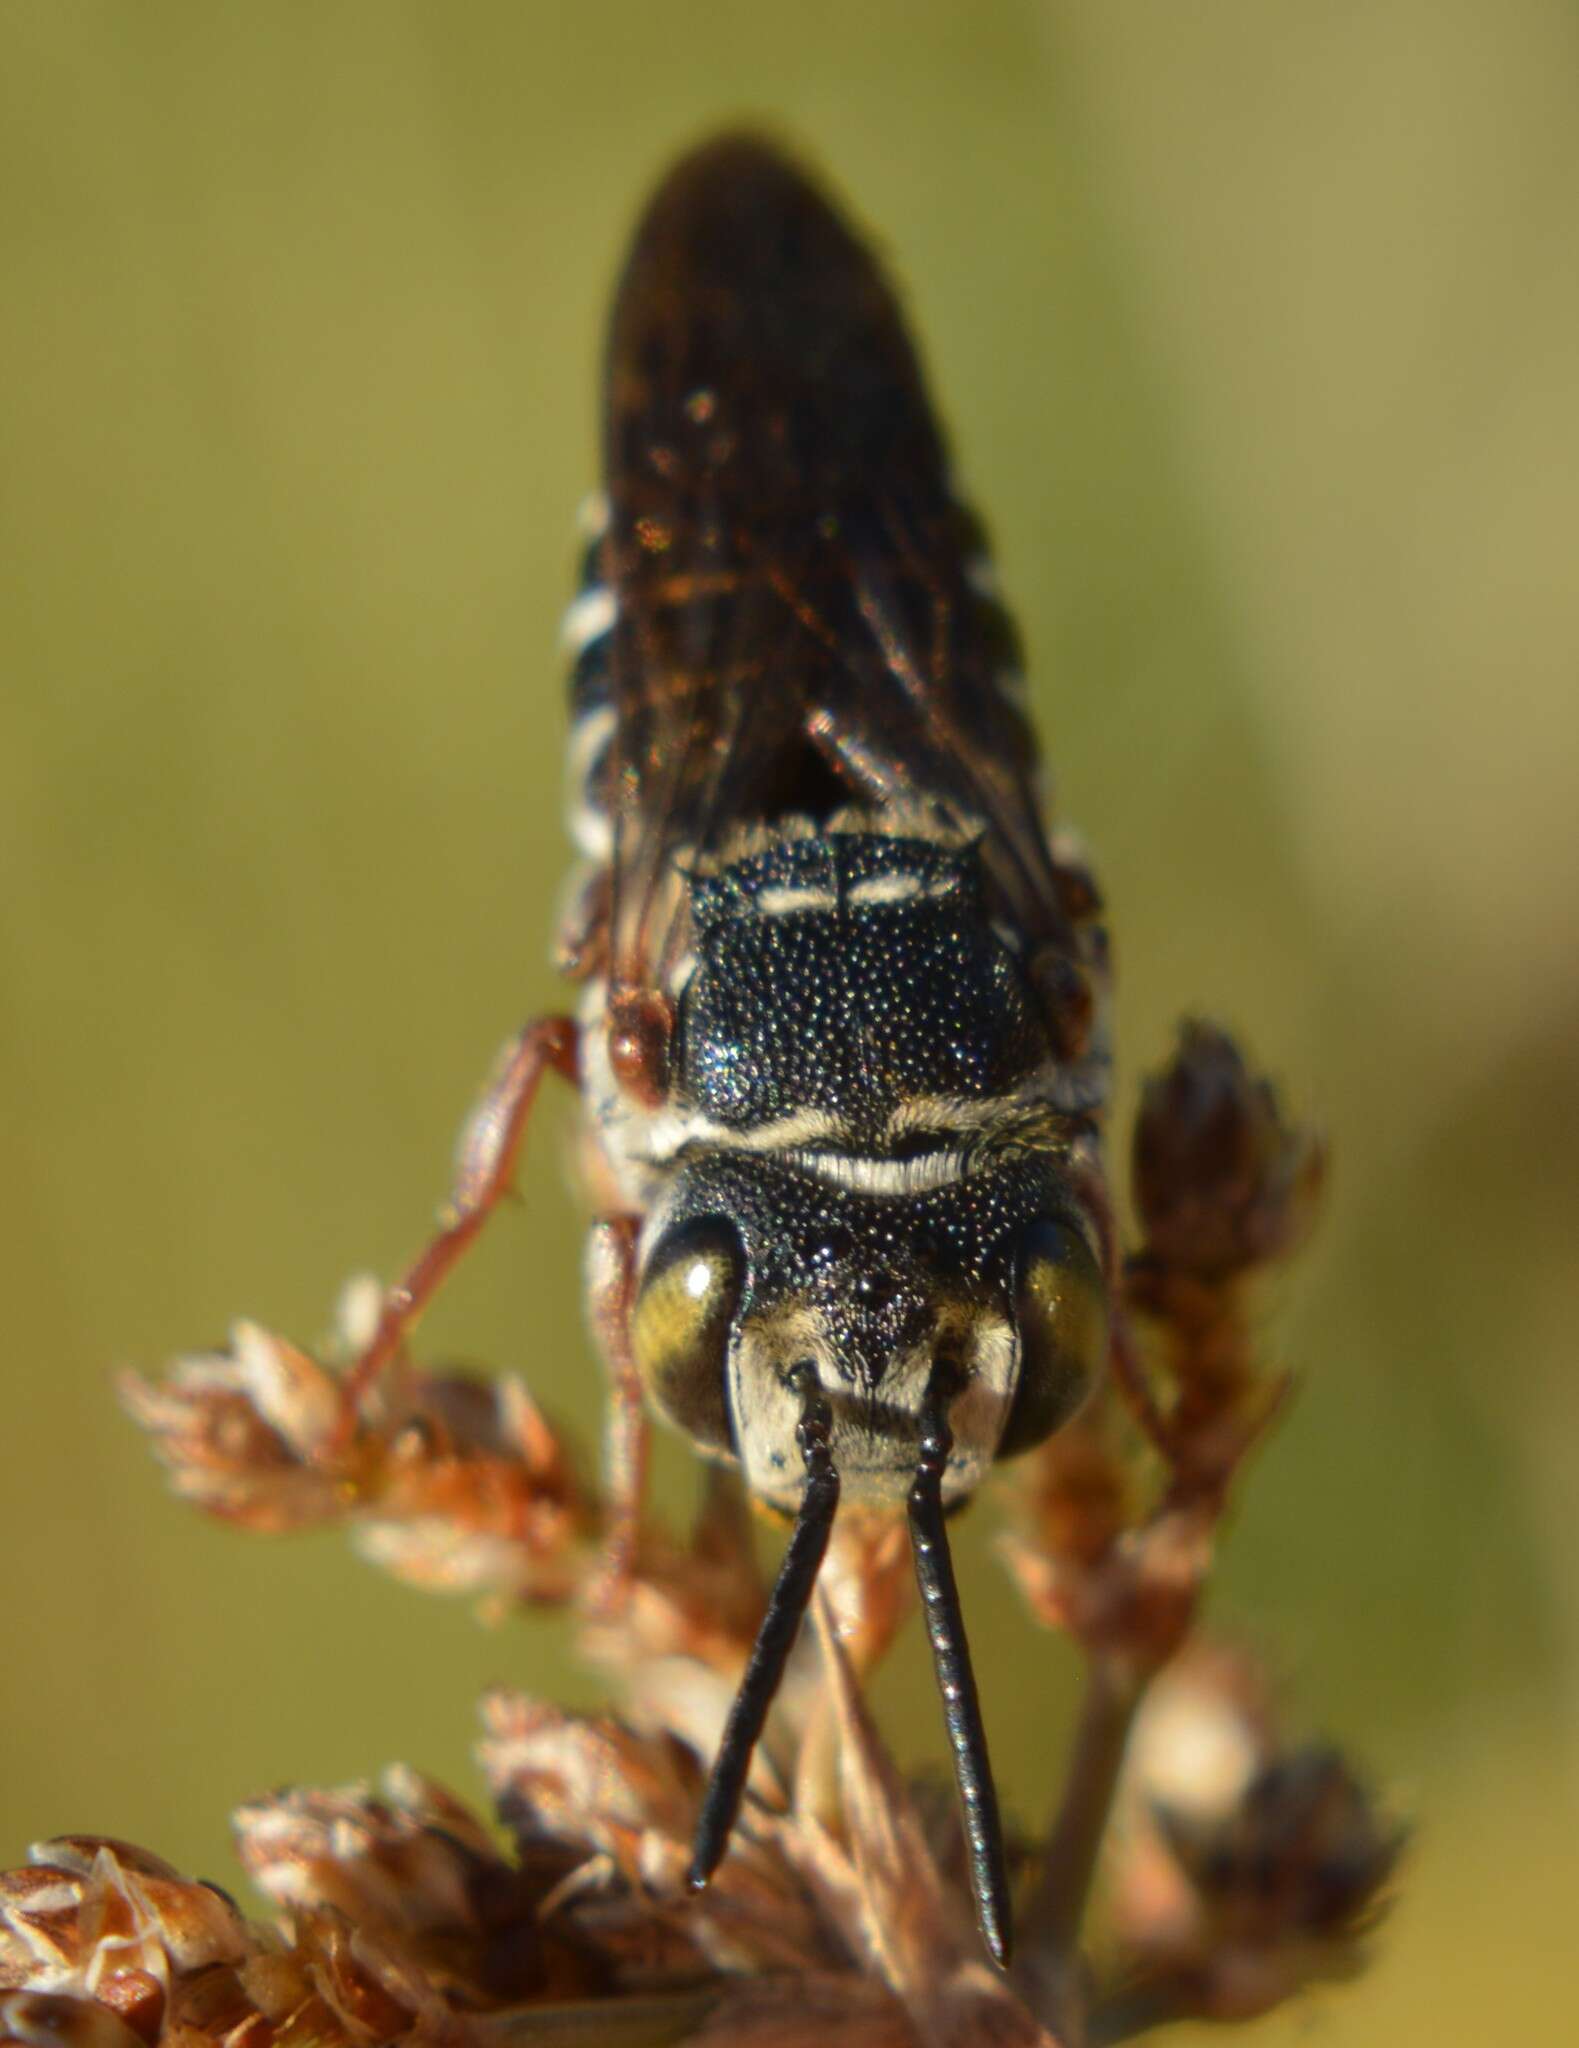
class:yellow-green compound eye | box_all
[630,1221,744,1453]
[995,1216,1109,1459]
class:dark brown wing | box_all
[600,134,1066,992]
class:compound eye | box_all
[995,1216,1108,1459]
[630,1220,744,1453]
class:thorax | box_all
[578,819,1106,1218]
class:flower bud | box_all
[1133,1022,1324,1279]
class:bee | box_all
[342,135,1113,1967]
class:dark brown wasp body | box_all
[345,136,1114,1967]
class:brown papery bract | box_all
[0,1028,1403,2048]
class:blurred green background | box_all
[3,3,1575,2040]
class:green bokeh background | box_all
[4,4,1575,2040]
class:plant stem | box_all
[1015,1658,1142,2035]
[479,1987,726,2047]
[1085,1971,1194,2045]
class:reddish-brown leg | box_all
[336,1015,579,1431]
[585,1212,649,1608]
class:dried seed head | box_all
[1121,1646,1277,1831]
[353,1372,588,1605]
[0,1989,148,2048]
[0,1828,518,2048]
[0,1841,270,2048]
[479,1691,705,1884]
[124,1315,590,1605]
[0,1839,249,1999]
[98,1054,1391,2047]
[1006,1401,1134,1578]
[1157,1746,1404,1945]
[1104,1647,1403,2025]
[119,1329,347,1533]
[1132,1021,1324,1282]
[234,1768,598,2010]
[235,1770,497,1933]
[579,1474,771,1692]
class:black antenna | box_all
[910,1376,1013,1968]
[688,1369,839,1890]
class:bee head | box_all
[628,1146,1107,1512]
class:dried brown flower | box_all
[0,1028,1402,2048]
[1093,1648,1405,2033]
[1131,1019,1325,1285]
[0,1631,1059,2048]
[120,1297,589,1609]
[0,1818,542,2048]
